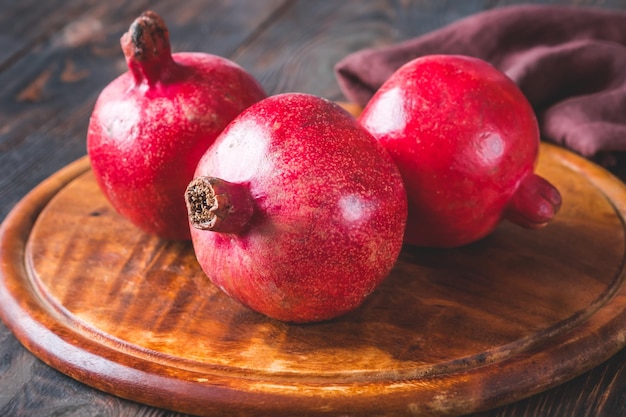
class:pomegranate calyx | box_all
[185,176,254,234]
[504,173,562,229]
[121,10,175,86]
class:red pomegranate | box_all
[87,11,266,240]
[185,93,408,323]
[359,54,562,248]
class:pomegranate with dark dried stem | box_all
[185,93,408,323]
[360,54,562,248]
[87,11,266,240]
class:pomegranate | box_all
[359,54,562,248]
[185,93,407,323]
[87,11,266,240]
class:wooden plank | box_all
[232,0,491,101]
[0,0,94,69]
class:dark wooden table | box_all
[2,1,626,416]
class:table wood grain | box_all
[2,1,626,416]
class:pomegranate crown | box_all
[121,10,175,86]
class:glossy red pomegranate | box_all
[87,11,266,240]
[360,54,562,248]
[185,93,408,323]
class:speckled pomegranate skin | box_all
[87,11,266,240]
[189,93,408,323]
[360,54,560,248]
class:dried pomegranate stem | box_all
[504,173,562,229]
[185,177,255,234]
[121,10,176,86]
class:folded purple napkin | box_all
[335,5,626,162]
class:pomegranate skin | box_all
[186,93,408,323]
[360,54,561,248]
[87,11,266,240]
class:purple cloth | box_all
[335,4,626,161]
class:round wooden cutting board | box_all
[1,140,626,417]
